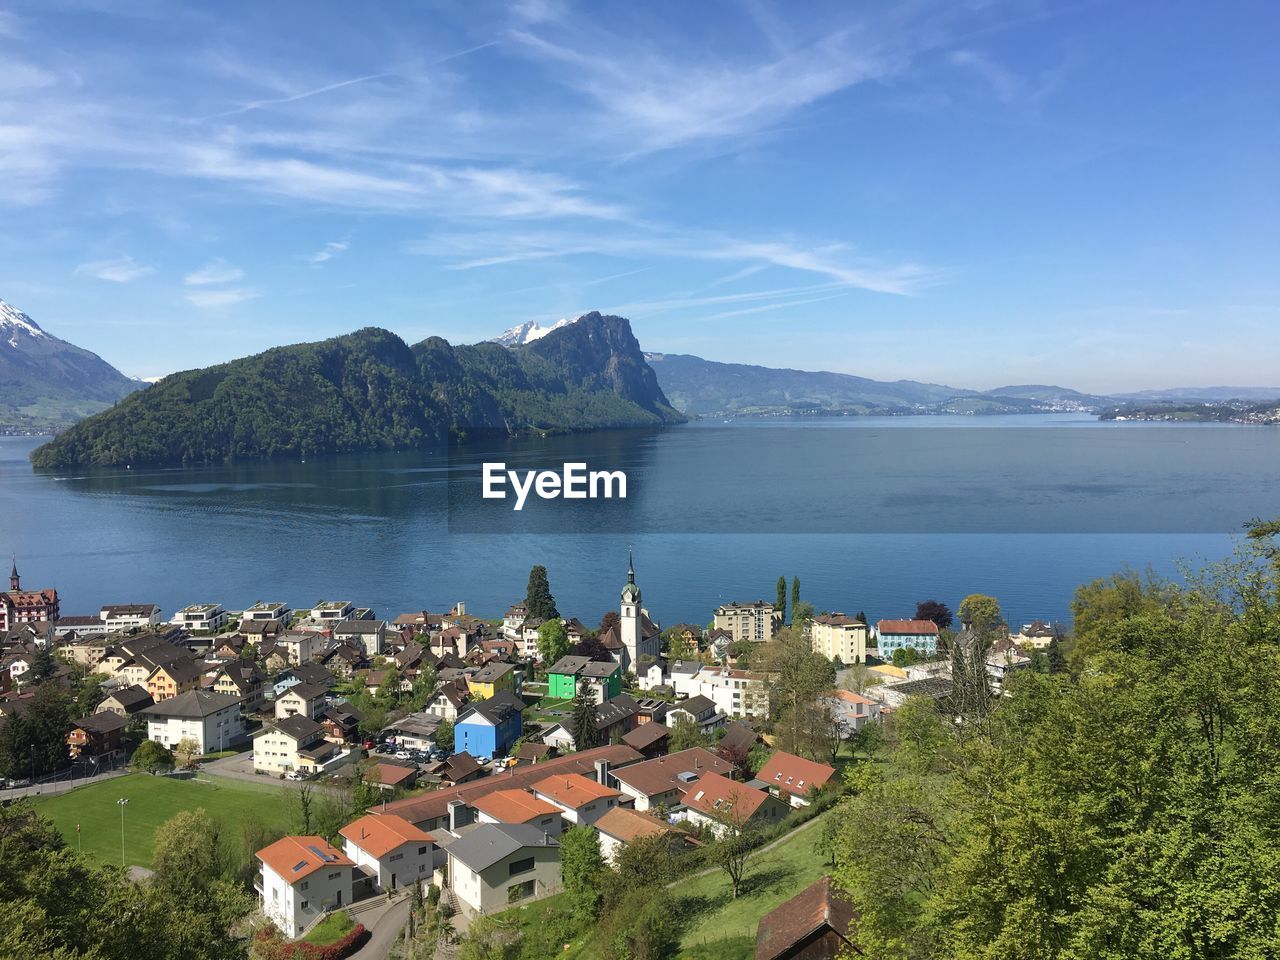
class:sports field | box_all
[32,772,294,868]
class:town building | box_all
[275,682,328,720]
[169,603,228,634]
[66,712,129,760]
[593,806,681,864]
[339,814,434,893]
[0,560,60,633]
[256,835,354,938]
[756,752,836,807]
[454,690,524,759]
[99,604,162,632]
[530,772,622,826]
[809,613,869,664]
[610,747,737,812]
[253,715,351,775]
[332,620,386,657]
[822,689,881,734]
[95,684,154,717]
[143,689,245,754]
[469,789,564,835]
[445,823,561,916]
[146,658,203,702]
[466,661,518,700]
[547,655,621,702]
[667,694,726,735]
[713,600,779,644]
[682,772,789,834]
[243,601,291,623]
[875,619,940,658]
[214,663,266,713]
[754,876,860,960]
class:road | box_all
[1,766,126,800]
[349,897,411,960]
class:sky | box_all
[0,0,1276,391]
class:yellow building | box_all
[466,661,518,700]
[809,613,869,664]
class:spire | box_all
[627,548,635,585]
[8,556,17,592]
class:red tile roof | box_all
[876,619,940,636]
[609,748,736,800]
[684,772,775,822]
[754,876,859,960]
[594,806,674,843]
[257,835,353,883]
[470,789,561,824]
[756,751,836,799]
[340,814,432,859]
[532,772,619,809]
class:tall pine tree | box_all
[525,564,559,621]
[776,576,787,623]
[791,576,800,612]
[572,683,600,750]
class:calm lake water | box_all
[3,415,1277,630]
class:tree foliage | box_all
[915,600,954,630]
[560,825,605,921]
[130,739,175,775]
[536,618,569,666]
[525,565,559,622]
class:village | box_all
[0,554,1063,959]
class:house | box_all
[272,663,334,697]
[755,876,861,959]
[809,613,869,665]
[256,835,354,938]
[169,603,227,634]
[332,620,386,658]
[540,694,640,752]
[435,751,484,786]
[706,628,733,662]
[275,682,328,720]
[719,719,760,760]
[713,600,780,644]
[386,713,441,752]
[95,684,154,717]
[253,715,350,775]
[242,601,291,623]
[146,658,204,702]
[427,679,470,722]
[682,772,789,834]
[593,806,681,864]
[99,604,162,632]
[547,656,621,703]
[695,667,769,720]
[321,644,365,680]
[445,823,561,916]
[319,702,363,744]
[369,761,419,792]
[610,747,738,812]
[667,695,725,735]
[309,600,355,626]
[470,789,564,835]
[66,711,129,759]
[240,618,285,644]
[1010,619,1058,650]
[143,689,245,754]
[454,690,524,759]
[0,561,60,632]
[874,619,940,658]
[985,637,1032,693]
[214,663,266,713]
[512,742,557,767]
[756,752,836,807]
[621,721,670,759]
[466,661,518,700]
[278,631,321,666]
[500,602,528,643]
[340,814,434,893]
[822,690,881,734]
[530,772,622,825]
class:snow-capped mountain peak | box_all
[0,298,49,348]
[490,316,575,347]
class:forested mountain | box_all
[30,313,683,468]
[0,298,141,432]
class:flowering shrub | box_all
[252,923,370,960]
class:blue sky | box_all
[0,0,1275,391]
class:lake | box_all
[3,415,1278,631]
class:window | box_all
[418,846,428,855]
[300,881,309,891]
[390,852,403,861]
[507,879,536,903]
[508,856,535,876]
[300,900,309,910]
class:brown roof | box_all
[594,806,674,844]
[610,748,736,799]
[372,762,418,787]
[756,752,835,799]
[621,721,670,751]
[531,772,620,808]
[256,835,352,883]
[876,619,940,636]
[339,814,431,859]
[470,788,561,824]
[372,744,642,826]
[684,772,775,822]
[755,876,859,960]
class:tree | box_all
[131,739,174,775]
[776,575,787,623]
[29,646,57,684]
[153,808,222,899]
[598,888,680,960]
[3,682,73,778]
[1046,634,1068,674]
[173,737,201,769]
[958,593,1003,632]
[914,600,953,630]
[525,564,559,621]
[668,714,704,752]
[572,685,600,750]
[761,625,835,720]
[891,648,908,668]
[791,576,800,612]
[711,805,758,898]
[536,619,570,666]
[433,720,455,751]
[560,825,605,920]
[572,632,609,660]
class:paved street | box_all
[349,897,411,960]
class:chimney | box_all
[695,757,701,770]
[594,759,609,785]
[447,799,465,833]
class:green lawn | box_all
[674,814,834,952]
[32,773,295,869]
[302,910,354,945]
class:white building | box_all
[310,601,355,624]
[253,715,352,775]
[243,601,291,623]
[256,835,354,938]
[99,604,163,632]
[278,631,321,666]
[169,603,228,633]
[275,682,328,720]
[332,620,386,657]
[529,773,622,826]
[445,823,561,916]
[712,600,779,644]
[340,814,434,893]
[809,613,869,664]
[142,689,245,754]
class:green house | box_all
[547,655,622,701]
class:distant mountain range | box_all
[30,312,683,468]
[490,318,573,347]
[0,298,141,433]
[642,352,1279,418]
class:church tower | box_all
[620,550,641,669]
[9,557,18,592]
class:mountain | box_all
[1113,386,1280,403]
[490,317,574,347]
[30,313,684,468]
[0,298,142,432]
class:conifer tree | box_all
[776,576,787,622]
[525,564,559,621]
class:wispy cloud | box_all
[308,240,350,265]
[184,258,244,285]
[185,288,259,308]
[212,73,392,119]
[74,256,154,283]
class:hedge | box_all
[252,923,370,960]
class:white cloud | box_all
[308,240,350,264]
[185,288,259,308]
[184,258,244,285]
[74,256,154,283]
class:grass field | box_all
[302,910,354,945]
[32,773,295,869]
[674,813,832,952]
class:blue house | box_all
[453,690,524,759]
[875,619,940,658]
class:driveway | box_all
[348,897,411,960]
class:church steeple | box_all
[9,556,18,592]
[621,550,640,604]
[627,549,635,584]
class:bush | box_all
[251,922,370,960]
